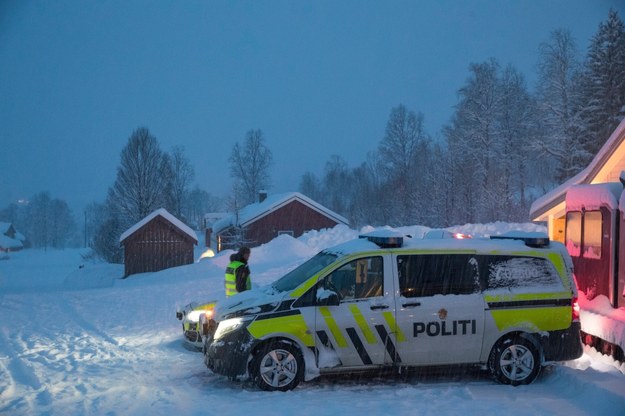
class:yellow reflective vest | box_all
[224,260,251,297]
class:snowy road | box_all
[1,226,625,415]
[1,285,623,416]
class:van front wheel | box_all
[250,341,304,391]
[489,336,541,385]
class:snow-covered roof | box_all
[565,183,623,212]
[212,192,349,234]
[0,222,14,235]
[0,234,23,250]
[530,116,625,221]
[326,233,558,257]
[119,208,198,243]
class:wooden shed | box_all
[120,208,198,277]
[211,192,349,251]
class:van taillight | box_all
[572,297,580,322]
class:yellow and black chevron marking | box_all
[348,304,377,344]
[318,304,403,365]
[319,306,348,348]
[346,327,373,364]
[375,324,401,363]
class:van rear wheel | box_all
[250,341,304,391]
[489,336,541,385]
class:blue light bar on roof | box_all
[358,231,404,248]
[490,231,549,248]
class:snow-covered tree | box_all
[229,129,273,205]
[427,141,454,226]
[534,29,588,182]
[579,9,625,158]
[378,105,430,225]
[444,60,538,223]
[497,65,536,220]
[445,60,502,222]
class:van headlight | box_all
[213,316,254,340]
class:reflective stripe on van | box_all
[247,311,315,347]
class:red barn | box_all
[211,192,349,251]
[120,209,197,277]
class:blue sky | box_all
[1,0,624,214]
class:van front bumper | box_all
[205,328,258,378]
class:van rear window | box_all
[482,256,563,291]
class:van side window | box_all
[325,256,384,301]
[482,256,563,291]
[397,254,479,297]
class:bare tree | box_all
[322,155,352,215]
[165,146,195,219]
[299,172,323,202]
[107,127,169,226]
[229,129,273,205]
[21,192,77,249]
[184,187,223,230]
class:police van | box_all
[201,231,583,391]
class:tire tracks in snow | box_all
[0,292,128,414]
[0,325,50,413]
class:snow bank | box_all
[579,291,625,356]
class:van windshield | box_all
[272,252,338,293]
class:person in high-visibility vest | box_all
[224,247,251,297]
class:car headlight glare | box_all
[213,316,253,340]
[187,310,204,323]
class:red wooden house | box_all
[211,192,349,252]
[120,209,198,277]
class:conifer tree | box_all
[579,10,625,158]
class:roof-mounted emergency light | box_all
[490,232,549,248]
[359,231,404,248]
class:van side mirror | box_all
[316,289,340,306]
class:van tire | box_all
[250,341,304,391]
[489,335,541,385]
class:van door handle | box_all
[370,305,389,310]
[402,302,421,308]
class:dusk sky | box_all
[2,0,624,215]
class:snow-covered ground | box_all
[1,223,624,416]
